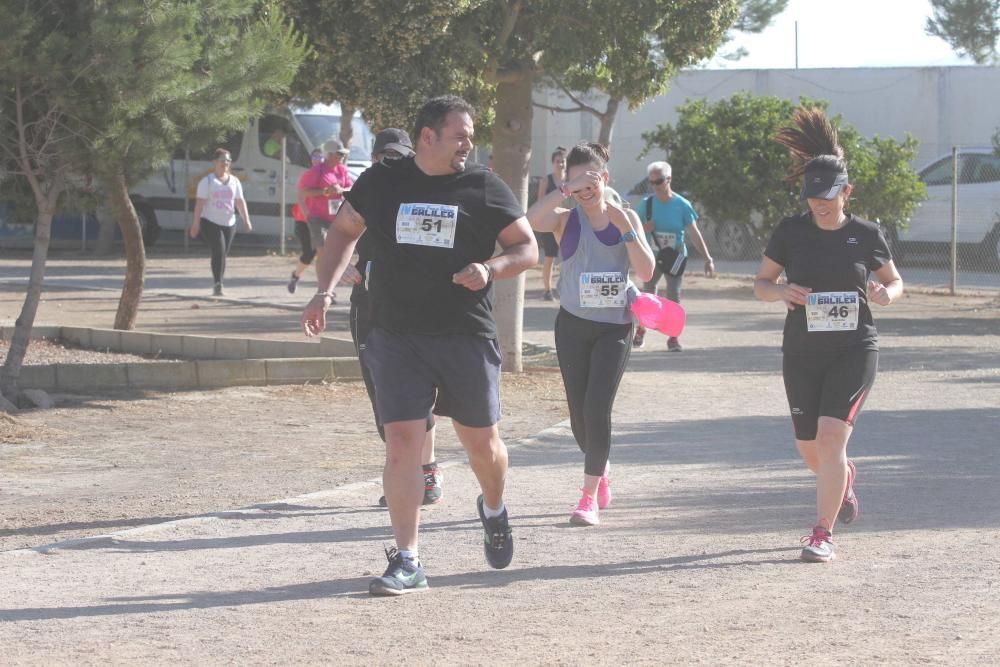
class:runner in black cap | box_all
[340,129,443,508]
[754,107,904,563]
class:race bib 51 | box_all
[396,203,458,248]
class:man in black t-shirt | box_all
[302,96,537,596]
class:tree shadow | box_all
[0,546,797,622]
[510,408,1000,533]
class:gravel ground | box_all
[0,337,162,365]
[1,254,998,665]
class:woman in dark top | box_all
[754,108,903,563]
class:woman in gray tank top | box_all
[526,143,654,527]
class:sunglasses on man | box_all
[648,176,669,186]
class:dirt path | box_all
[1,253,998,664]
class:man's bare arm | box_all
[302,200,366,336]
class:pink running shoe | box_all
[570,489,599,526]
[838,459,859,525]
[800,525,835,563]
[597,463,612,510]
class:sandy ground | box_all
[0,251,999,664]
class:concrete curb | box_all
[2,325,361,392]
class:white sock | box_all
[398,549,418,562]
[482,500,505,519]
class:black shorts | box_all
[363,328,503,428]
[782,347,878,441]
[535,231,559,258]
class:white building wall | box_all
[530,66,999,198]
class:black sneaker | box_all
[477,495,513,569]
[369,547,428,596]
[213,282,224,296]
[423,463,443,505]
[667,337,683,352]
[287,271,300,294]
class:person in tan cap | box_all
[293,138,352,300]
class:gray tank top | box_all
[558,208,636,325]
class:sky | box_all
[708,0,974,69]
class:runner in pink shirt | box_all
[297,139,353,302]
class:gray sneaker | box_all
[800,526,835,563]
[369,547,428,596]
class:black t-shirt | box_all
[764,212,891,354]
[344,157,524,336]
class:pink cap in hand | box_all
[630,292,686,337]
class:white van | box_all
[130,103,374,243]
[898,147,1000,267]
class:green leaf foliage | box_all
[641,92,925,233]
[541,0,742,110]
[926,0,1000,64]
[285,0,493,135]
[52,0,308,184]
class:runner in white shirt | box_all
[191,148,252,296]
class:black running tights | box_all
[554,308,633,476]
[199,218,235,284]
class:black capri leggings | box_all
[782,347,878,441]
[198,218,235,284]
[554,308,633,476]
[294,221,316,265]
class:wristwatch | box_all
[620,230,638,243]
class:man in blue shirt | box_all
[635,161,715,351]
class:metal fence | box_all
[700,146,1000,292]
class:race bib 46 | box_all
[806,291,859,332]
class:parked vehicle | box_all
[130,103,374,244]
[897,147,1000,268]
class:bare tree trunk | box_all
[491,68,534,373]
[339,105,356,149]
[106,171,146,330]
[597,96,621,147]
[1,196,58,406]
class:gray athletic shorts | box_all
[363,328,503,428]
[306,217,332,248]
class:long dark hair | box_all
[566,142,609,172]
[773,107,846,184]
